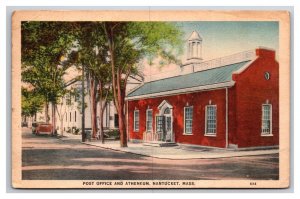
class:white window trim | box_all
[155,114,158,133]
[146,109,153,132]
[205,105,217,136]
[261,104,273,136]
[183,106,193,135]
[133,110,139,132]
[155,114,163,133]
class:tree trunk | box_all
[117,72,127,147]
[51,103,56,135]
[45,101,49,123]
[99,103,104,143]
[105,24,127,147]
[119,114,127,147]
[99,101,108,144]
[89,77,98,138]
[118,104,127,147]
[28,116,31,128]
[60,117,64,137]
[98,81,109,144]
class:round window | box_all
[164,107,170,114]
[264,72,270,80]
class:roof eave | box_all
[126,82,145,96]
[125,81,235,101]
[232,56,258,75]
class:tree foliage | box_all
[21,21,184,143]
[102,22,184,147]
[21,87,44,117]
[21,21,77,104]
[65,22,114,138]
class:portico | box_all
[143,100,175,145]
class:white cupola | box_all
[187,31,203,62]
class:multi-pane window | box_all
[146,109,153,132]
[166,117,171,132]
[262,104,272,135]
[184,107,193,134]
[134,110,139,132]
[66,94,72,105]
[74,89,80,102]
[205,105,217,135]
[156,116,164,132]
[164,107,170,114]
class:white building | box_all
[35,67,142,135]
[35,31,201,135]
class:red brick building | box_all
[126,32,278,149]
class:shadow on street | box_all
[22,128,279,180]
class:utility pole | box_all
[81,66,86,142]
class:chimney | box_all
[256,47,275,60]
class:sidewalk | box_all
[57,133,81,140]
[58,133,279,159]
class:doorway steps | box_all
[143,141,178,147]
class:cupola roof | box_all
[188,31,202,41]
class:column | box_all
[198,42,201,58]
[195,42,198,58]
[192,42,195,57]
[189,42,192,58]
[188,43,191,59]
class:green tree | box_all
[21,21,77,134]
[21,87,44,120]
[102,22,184,147]
[67,22,112,140]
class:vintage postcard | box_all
[12,10,290,188]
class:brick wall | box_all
[128,89,227,148]
[232,49,279,147]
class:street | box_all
[22,128,279,180]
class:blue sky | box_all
[175,21,279,60]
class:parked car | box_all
[35,123,53,135]
[32,122,43,134]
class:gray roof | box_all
[127,60,250,98]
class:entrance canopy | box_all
[158,100,173,115]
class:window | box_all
[114,114,119,128]
[164,107,170,114]
[156,116,164,132]
[66,94,72,105]
[205,105,217,135]
[74,111,77,122]
[74,89,80,102]
[65,113,67,122]
[146,109,153,132]
[70,112,71,122]
[262,104,272,135]
[134,110,139,131]
[184,106,193,134]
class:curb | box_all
[80,141,279,160]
